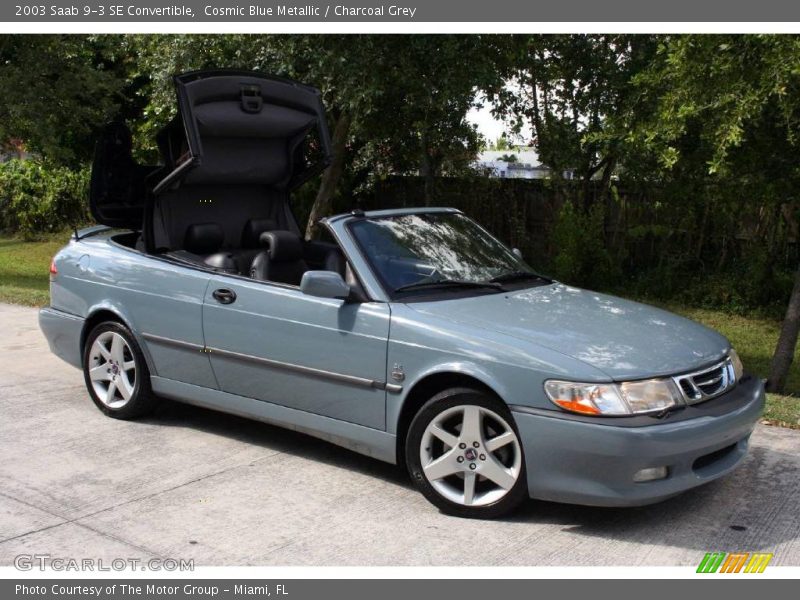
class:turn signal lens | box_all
[552,399,601,415]
[49,258,58,278]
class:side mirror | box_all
[512,247,523,258]
[300,270,351,300]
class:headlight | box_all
[619,379,683,413]
[542,381,628,415]
[729,348,744,381]
[544,378,682,416]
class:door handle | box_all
[212,288,237,304]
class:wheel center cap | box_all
[464,448,477,461]
[111,364,120,375]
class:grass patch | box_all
[0,234,69,306]
[764,394,800,430]
[0,234,798,429]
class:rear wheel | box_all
[82,321,158,419]
[406,388,527,519]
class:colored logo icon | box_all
[697,552,773,573]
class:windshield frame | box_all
[344,210,549,302]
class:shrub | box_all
[0,160,90,238]
[551,199,622,288]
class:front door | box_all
[202,275,391,430]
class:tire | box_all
[405,387,528,519]
[82,321,159,420]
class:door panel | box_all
[202,276,391,430]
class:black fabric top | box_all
[193,101,315,139]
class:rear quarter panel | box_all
[51,235,217,388]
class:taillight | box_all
[49,258,58,279]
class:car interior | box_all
[90,70,362,292]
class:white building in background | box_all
[473,149,575,180]
[474,149,550,179]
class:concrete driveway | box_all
[1,302,798,566]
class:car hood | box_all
[407,283,730,380]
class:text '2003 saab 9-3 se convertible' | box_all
[39,70,765,518]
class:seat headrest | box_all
[260,230,303,262]
[241,218,277,249]
[184,223,224,255]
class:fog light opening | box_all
[633,466,669,483]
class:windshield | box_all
[349,212,543,297]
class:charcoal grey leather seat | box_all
[234,218,276,275]
[184,222,224,255]
[177,222,237,274]
[250,230,308,286]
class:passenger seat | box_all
[249,231,308,286]
[235,218,276,275]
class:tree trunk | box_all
[420,130,434,207]
[304,113,352,240]
[695,201,711,260]
[767,259,800,393]
[422,162,435,207]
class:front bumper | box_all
[512,375,765,506]
[39,306,84,369]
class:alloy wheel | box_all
[419,404,522,507]
[88,331,137,409]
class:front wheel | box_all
[405,388,528,519]
[82,321,159,419]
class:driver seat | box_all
[249,230,308,286]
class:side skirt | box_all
[150,376,397,464]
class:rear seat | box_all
[169,222,238,274]
[169,220,350,283]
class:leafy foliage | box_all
[0,160,90,237]
[551,199,621,288]
[489,35,661,188]
[0,35,127,166]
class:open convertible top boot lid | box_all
[89,70,332,253]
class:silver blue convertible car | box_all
[39,70,765,518]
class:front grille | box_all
[673,358,737,405]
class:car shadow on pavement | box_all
[141,398,413,489]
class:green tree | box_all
[490,35,660,206]
[0,35,126,166]
[494,135,510,151]
[633,35,800,393]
